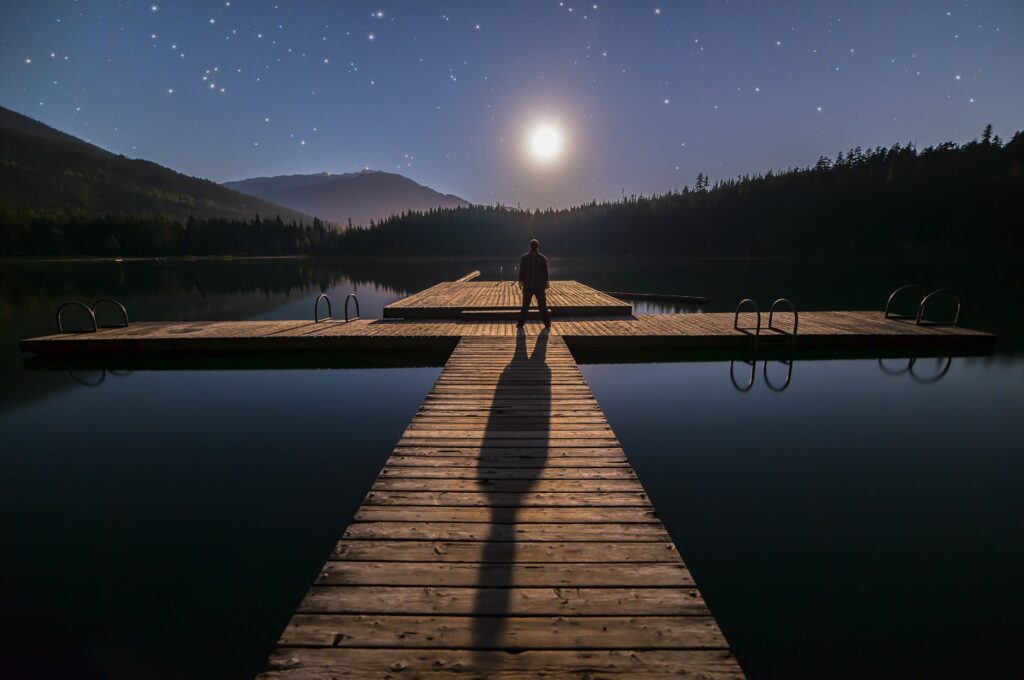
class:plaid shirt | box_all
[518,250,549,290]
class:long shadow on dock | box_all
[471,329,551,665]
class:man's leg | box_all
[536,288,551,326]
[517,287,532,327]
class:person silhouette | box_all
[515,238,551,328]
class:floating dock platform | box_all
[20,283,993,357]
[383,280,633,319]
[18,277,996,678]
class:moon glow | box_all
[528,124,564,163]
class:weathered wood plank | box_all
[255,333,743,678]
[298,586,709,615]
[353,506,660,523]
[330,540,682,563]
[315,562,694,586]
[262,648,745,679]
[343,522,671,542]
[277,614,728,649]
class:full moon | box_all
[528,124,564,163]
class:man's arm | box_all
[518,255,527,284]
[542,255,550,289]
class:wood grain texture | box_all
[256,334,745,677]
[21,309,995,355]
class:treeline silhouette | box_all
[341,126,1024,257]
[2,126,1021,258]
[0,213,342,257]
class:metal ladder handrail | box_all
[729,359,756,392]
[763,359,794,392]
[877,357,915,376]
[69,369,105,387]
[344,293,360,322]
[314,293,332,322]
[768,298,799,342]
[916,289,961,326]
[91,298,129,328]
[56,302,98,333]
[884,284,927,319]
[909,356,953,383]
[733,298,761,341]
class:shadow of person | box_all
[471,327,551,666]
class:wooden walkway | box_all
[383,281,633,318]
[259,334,744,678]
[21,311,995,356]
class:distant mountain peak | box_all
[0,105,315,223]
[223,170,470,226]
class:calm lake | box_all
[1,256,1021,679]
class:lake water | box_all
[1,256,1021,678]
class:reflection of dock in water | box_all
[18,276,996,678]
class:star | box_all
[150,4,158,12]
[368,33,376,41]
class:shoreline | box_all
[2,252,1021,266]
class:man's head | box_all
[529,239,539,252]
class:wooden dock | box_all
[259,334,744,678]
[383,281,633,318]
[20,313,994,356]
[17,277,997,677]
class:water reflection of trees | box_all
[0,258,484,410]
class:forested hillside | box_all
[0,106,313,224]
[2,125,1020,257]
[340,126,1023,258]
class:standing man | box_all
[516,238,551,328]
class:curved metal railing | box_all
[909,356,953,383]
[69,369,106,387]
[763,359,794,392]
[884,284,927,320]
[91,298,129,328]
[877,357,915,376]
[916,289,961,327]
[729,359,756,392]
[768,298,799,342]
[345,293,360,322]
[314,293,332,322]
[56,302,98,333]
[877,356,953,383]
[733,299,762,348]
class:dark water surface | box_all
[1,256,1021,678]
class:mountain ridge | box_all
[223,170,470,226]
[0,105,316,223]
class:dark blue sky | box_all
[2,1,1021,208]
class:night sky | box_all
[1,1,1022,208]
